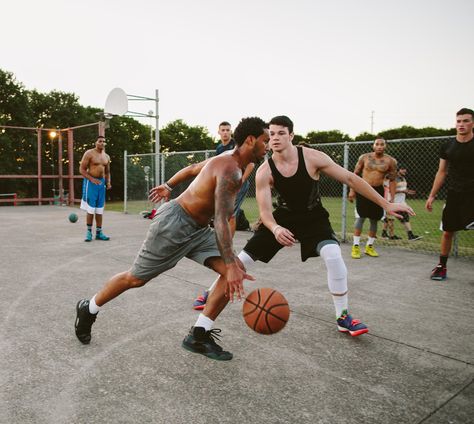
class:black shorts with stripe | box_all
[243,206,338,263]
[442,190,474,232]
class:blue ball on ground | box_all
[68,213,78,223]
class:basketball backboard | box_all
[104,88,128,116]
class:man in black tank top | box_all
[166,116,413,336]
[426,108,474,281]
[240,116,414,337]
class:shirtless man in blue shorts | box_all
[79,136,112,242]
[75,117,269,361]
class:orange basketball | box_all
[243,288,290,334]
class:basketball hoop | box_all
[104,88,128,117]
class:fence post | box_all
[160,153,165,187]
[124,150,128,214]
[341,141,349,242]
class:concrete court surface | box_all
[0,205,473,424]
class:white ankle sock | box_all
[194,313,214,331]
[88,295,100,314]
[368,237,376,245]
[353,236,360,245]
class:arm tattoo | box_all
[354,155,365,175]
[214,169,241,264]
[387,159,397,180]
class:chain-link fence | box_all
[124,136,473,258]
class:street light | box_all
[48,130,57,193]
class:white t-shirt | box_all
[394,177,407,204]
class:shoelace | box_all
[205,329,224,348]
[338,315,360,326]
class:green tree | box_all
[354,131,376,141]
[103,115,152,200]
[160,119,214,152]
[305,130,352,144]
[0,70,35,197]
[379,125,455,140]
[355,126,455,141]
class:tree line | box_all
[0,68,455,202]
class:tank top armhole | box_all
[268,156,279,177]
[297,145,313,179]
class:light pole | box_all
[126,90,160,186]
[48,130,57,197]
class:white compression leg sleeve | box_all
[207,250,256,292]
[319,244,348,317]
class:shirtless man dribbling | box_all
[75,117,270,361]
[348,137,397,258]
[79,135,112,242]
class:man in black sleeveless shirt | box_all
[426,108,474,281]
[240,116,414,336]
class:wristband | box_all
[164,182,173,191]
[272,225,282,235]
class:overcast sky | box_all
[2,0,473,138]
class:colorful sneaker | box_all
[431,265,447,281]
[337,310,368,337]
[365,245,379,257]
[84,230,93,242]
[408,233,423,241]
[351,245,361,259]
[192,290,209,310]
[182,327,233,360]
[96,231,110,241]
[75,299,97,344]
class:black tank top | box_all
[268,146,322,212]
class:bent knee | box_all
[126,272,147,288]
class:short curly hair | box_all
[233,117,268,147]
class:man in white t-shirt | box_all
[393,166,422,241]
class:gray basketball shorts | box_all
[130,200,221,281]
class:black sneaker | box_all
[75,299,97,344]
[390,235,402,240]
[408,233,423,241]
[182,326,233,361]
[381,230,390,239]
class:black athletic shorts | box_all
[397,211,410,223]
[355,185,384,220]
[243,206,338,263]
[442,190,474,232]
